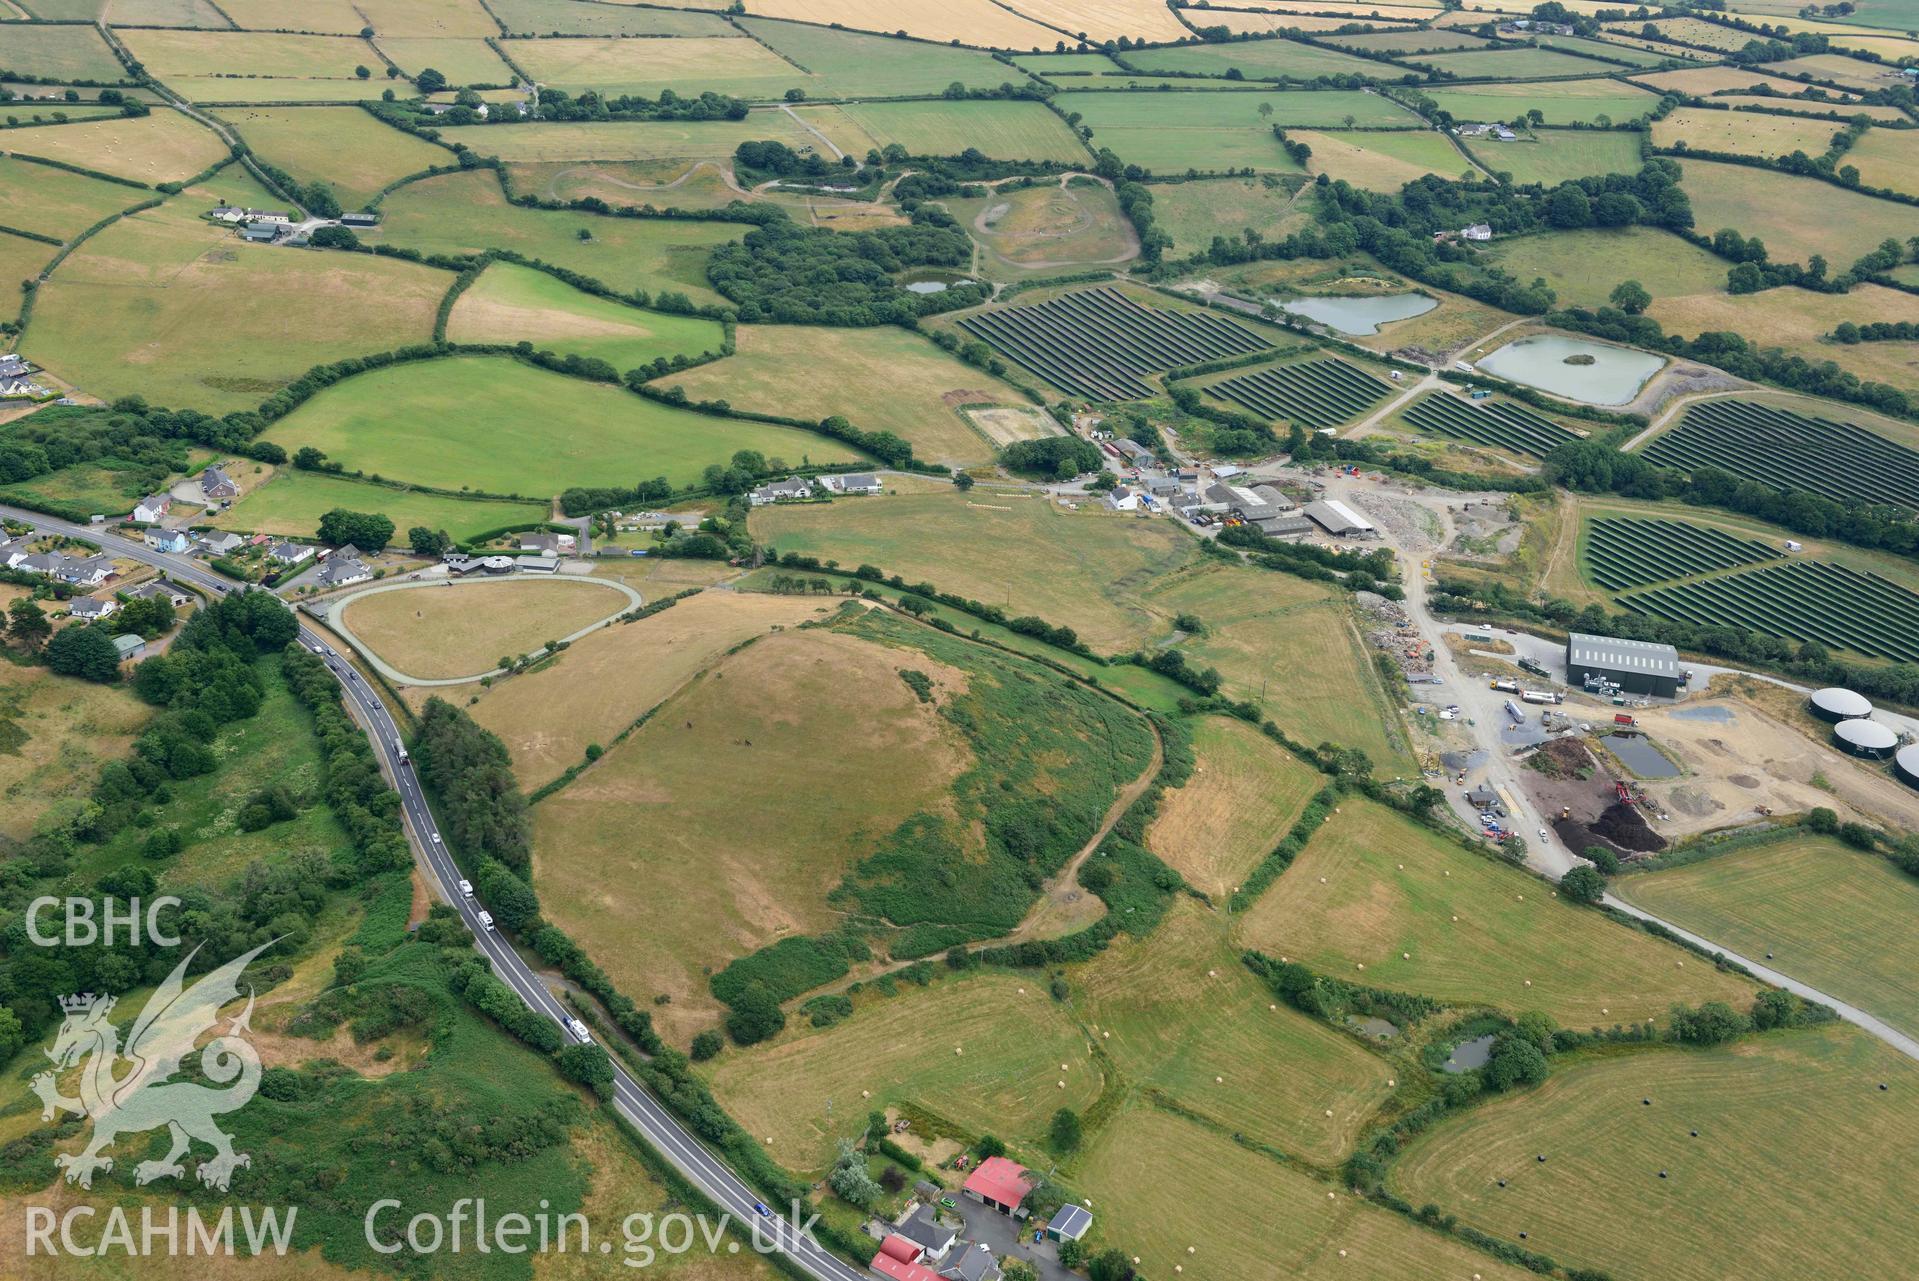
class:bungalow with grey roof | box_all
[936,1243,1000,1281]
[268,541,315,567]
[314,546,371,589]
[58,554,114,587]
[17,551,63,577]
[748,477,817,506]
[197,531,243,556]
[0,536,31,569]
[126,580,191,608]
[68,595,117,621]
[890,1208,957,1263]
[818,472,882,495]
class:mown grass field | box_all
[666,325,1030,467]
[212,467,546,541]
[487,0,736,34]
[4,110,229,185]
[1076,1105,1540,1281]
[436,112,815,163]
[215,105,450,208]
[1240,799,1757,1025]
[1473,127,1644,183]
[343,578,632,679]
[1148,174,1312,254]
[0,155,142,240]
[119,28,380,79]
[1410,45,1616,77]
[1146,561,1412,772]
[1290,128,1475,189]
[1075,900,1394,1162]
[737,17,1023,96]
[1057,90,1414,173]
[505,34,801,99]
[1389,1025,1919,1281]
[0,235,51,323]
[1648,282,1919,394]
[706,972,1103,1173]
[373,36,516,84]
[1122,36,1394,79]
[1836,124,1919,197]
[1,24,130,81]
[999,0,1190,43]
[1616,836,1919,1039]
[0,660,150,843]
[741,0,1060,50]
[216,0,369,30]
[374,167,743,304]
[23,179,446,412]
[262,356,863,495]
[1146,716,1321,901]
[800,100,1091,166]
[1652,106,1849,159]
[1426,78,1658,125]
[749,488,1201,652]
[466,589,825,788]
[1485,226,1730,307]
[447,262,727,369]
[1676,158,1917,266]
[162,76,394,102]
[534,626,978,1042]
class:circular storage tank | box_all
[1834,718,1897,760]
[1809,687,1873,722]
[1896,744,1919,789]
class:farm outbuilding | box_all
[1565,633,1681,699]
[1833,719,1897,760]
[1303,499,1376,538]
[1894,744,1919,788]
[1809,688,1872,722]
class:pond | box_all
[1603,733,1681,778]
[1281,292,1437,336]
[1442,1034,1495,1074]
[903,280,949,295]
[1346,1015,1400,1042]
[1474,335,1664,405]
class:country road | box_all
[0,506,871,1281]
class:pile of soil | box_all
[1529,738,1593,779]
[1590,801,1667,853]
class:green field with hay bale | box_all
[3,110,230,185]
[1390,1025,1919,1281]
[373,167,745,305]
[1616,835,1919,1038]
[1472,127,1645,183]
[0,155,144,241]
[1239,798,1758,1024]
[261,355,863,495]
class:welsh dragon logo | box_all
[31,941,272,1192]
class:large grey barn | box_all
[1565,632,1681,699]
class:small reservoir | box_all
[1475,335,1663,405]
[1281,292,1437,336]
[1442,1034,1496,1073]
[1603,733,1681,778]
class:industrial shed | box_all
[1565,633,1681,699]
[1302,499,1376,538]
[1834,719,1898,761]
[1809,688,1873,722]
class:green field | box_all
[665,324,1030,467]
[372,36,516,84]
[1121,37,1398,81]
[1653,106,1851,159]
[1411,45,1618,77]
[1473,127,1645,183]
[374,168,743,305]
[1390,1025,1919,1281]
[160,76,395,103]
[216,106,449,209]
[446,262,727,369]
[119,28,380,80]
[262,355,863,495]
[1483,227,1730,307]
[1078,1105,1541,1281]
[0,155,143,240]
[0,235,51,323]
[1076,899,1394,1162]
[1427,78,1659,125]
[1832,124,1919,198]
[1240,798,1757,1023]
[801,100,1091,165]
[1677,157,1919,267]
[211,468,548,542]
[1145,562,1412,771]
[1012,51,1124,73]
[2,110,231,185]
[1147,174,1313,253]
[486,0,736,35]
[23,180,446,413]
[434,112,816,163]
[749,487,1202,652]
[739,18,1023,97]
[1,24,131,82]
[1059,90,1415,173]
[1617,836,1919,1039]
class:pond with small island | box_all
[1475,334,1664,405]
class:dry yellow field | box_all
[1239,799,1758,1026]
[1146,716,1321,900]
[0,662,151,842]
[216,0,369,31]
[341,578,633,680]
[742,0,1062,47]
[1649,284,1919,395]
[1652,107,1848,159]
[1630,65,1861,97]
[1002,0,1189,42]
[215,105,450,208]
[350,0,500,35]
[505,35,793,94]
[1078,1105,1540,1281]
[532,627,973,1041]
[1845,126,1919,197]
[5,109,228,185]
[706,972,1103,1172]
[1075,899,1395,1163]
[467,589,829,788]
[1289,128,1475,190]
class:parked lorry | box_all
[1503,699,1525,722]
[1490,677,1521,694]
[1521,689,1563,705]
[1613,712,1636,726]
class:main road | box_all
[0,505,869,1280]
